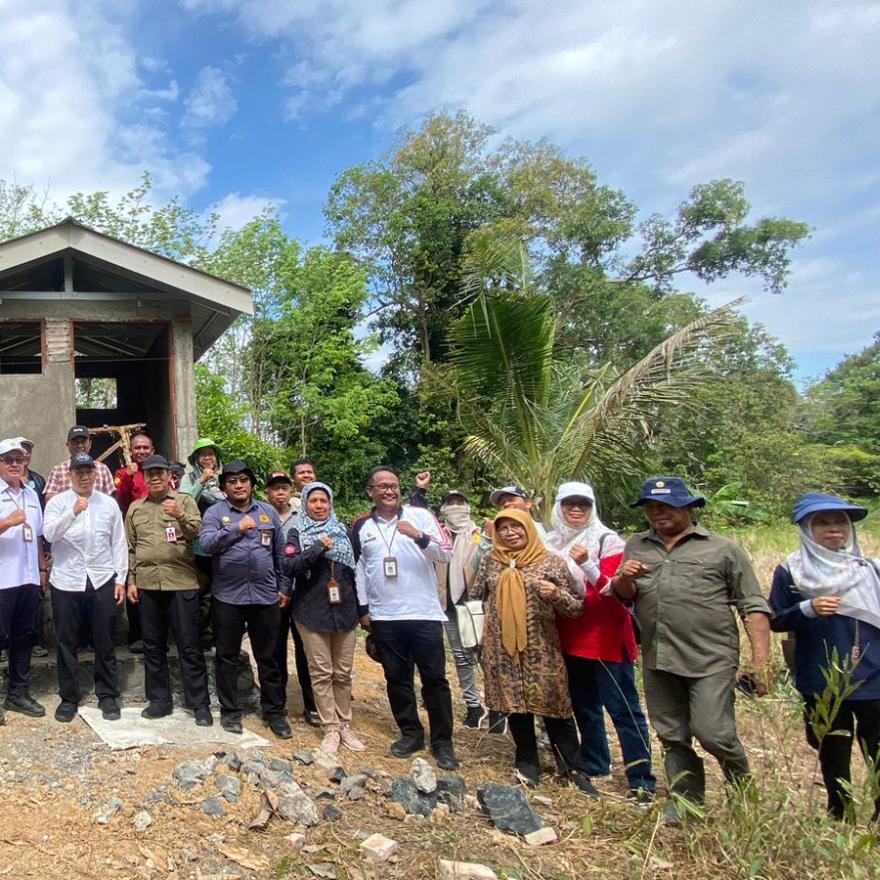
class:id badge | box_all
[383,556,398,578]
[22,523,33,543]
[165,525,178,543]
[327,578,342,605]
[260,529,272,548]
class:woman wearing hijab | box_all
[282,481,363,756]
[547,482,656,801]
[470,508,599,796]
[769,492,880,821]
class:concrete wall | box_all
[0,299,196,475]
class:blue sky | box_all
[1,0,878,382]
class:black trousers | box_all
[508,712,586,774]
[52,578,118,704]
[126,592,141,645]
[372,619,453,748]
[805,697,880,821]
[275,602,316,714]
[195,555,214,644]
[139,589,209,710]
[0,584,40,696]
[214,598,285,719]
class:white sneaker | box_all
[320,729,341,755]
[339,725,366,752]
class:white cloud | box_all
[0,0,212,206]
[210,191,285,233]
[183,66,238,130]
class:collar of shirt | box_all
[225,497,260,515]
[372,506,403,524]
[642,522,711,546]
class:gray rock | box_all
[216,775,241,803]
[328,766,346,784]
[359,765,381,780]
[411,757,437,794]
[322,804,343,822]
[201,796,226,817]
[93,797,124,824]
[172,760,208,789]
[347,785,366,801]
[313,788,337,800]
[391,777,438,817]
[277,780,319,827]
[132,810,153,832]
[293,749,314,766]
[269,757,293,773]
[476,783,543,836]
[436,775,467,812]
[219,751,242,772]
[339,773,368,795]
[249,750,267,765]
[240,760,265,777]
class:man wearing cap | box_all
[44,426,115,501]
[266,469,320,727]
[200,461,292,739]
[351,465,459,768]
[0,438,49,720]
[611,476,771,825]
[126,454,212,726]
[43,452,128,723]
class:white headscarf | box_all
[788,514,880,631]
[439,500,479,605]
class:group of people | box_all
[1,427,878,825]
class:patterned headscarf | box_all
[491,508,548,659]
[298,481,356,570]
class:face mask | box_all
[441,503,472,532]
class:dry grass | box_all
[1,519,879,879]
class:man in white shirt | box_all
[43,452,128,723]
[0,438,49,722]
[351,466,458,768]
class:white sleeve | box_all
[356,556,369,609]
[110,504,129,584]
[414,510,453,564]
[42,496,76,544]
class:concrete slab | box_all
[78,706,270,750]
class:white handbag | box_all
[455,600,485,649]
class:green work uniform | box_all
[621,524,770,803]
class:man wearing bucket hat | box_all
[181,439,226,648]
[610,476,771,825]
[769,493,880,821]
[200,461,292,739]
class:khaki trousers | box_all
[294,621,356,730]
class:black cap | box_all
[266,470,292,489]
[142,454,171,471]
[489,485,530,505]
[441,490,470,504]
[67,425,91,442]
[220,460,256,485]
[70,452,96,470]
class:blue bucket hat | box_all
[792,492,868,524]
[631,476,705,509]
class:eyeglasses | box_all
[0,457,25,465]
[225,476,251,486]
[561,500,592,509]
[496,523,526,535]
[369,483,400,492]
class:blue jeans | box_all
[565,654,656,792]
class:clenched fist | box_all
[239,515,257,532]
[73,496,89,516]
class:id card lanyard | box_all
[376,514,399,578]
[327,559,342,604]
[7,490,33,543]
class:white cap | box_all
[0,438,27,457]
[13,436,34,450]
[556,481,596,505]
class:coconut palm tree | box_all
[449,286,741,522]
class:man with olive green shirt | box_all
[126,454,212,726]
[611,476,770,825]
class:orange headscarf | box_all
[491,508,548,659]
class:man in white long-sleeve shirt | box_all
[43,452,128,723]
[351,466,459,769]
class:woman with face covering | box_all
[435,490,487,728]
[282,482,363,756]
[770,493,880,821]
[546,482,656,801]
[469,508,599,796]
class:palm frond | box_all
[458,225,531,307]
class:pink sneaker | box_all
[320,729,341,755]
[339,726,366,752]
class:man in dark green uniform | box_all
[611,476,770,825]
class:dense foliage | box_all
[0,113,873,525]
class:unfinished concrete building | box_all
[0,219,252,472]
